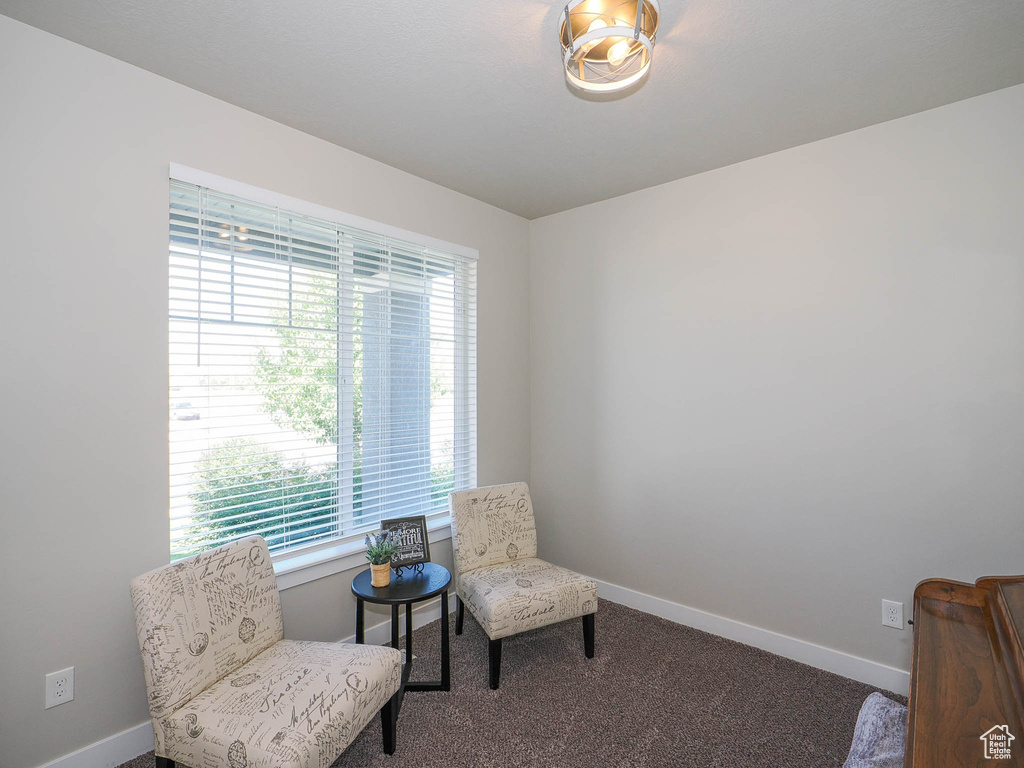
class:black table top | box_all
[351,561,451,604]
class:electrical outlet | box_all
[882,600,904,630]
[45,666,74,709]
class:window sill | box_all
[273,517,453,591]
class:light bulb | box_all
[579,18,607,55]
[607,38,631,67]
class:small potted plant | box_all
[365,530,397,587]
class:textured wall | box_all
[0,17,528,768]
[529,84,1024,676]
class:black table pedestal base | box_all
[352,562,452,721]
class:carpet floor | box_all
[119,601,902,768]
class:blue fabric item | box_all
[843,692,908,768]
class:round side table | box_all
[351,561,451,713]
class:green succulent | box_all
[365,530,398,566]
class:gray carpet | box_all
[119,601,902,768]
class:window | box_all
[168,177,477,560]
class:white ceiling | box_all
[2,0,1023,219]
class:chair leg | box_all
[155,758,175,768]
[455,595,465,636]
[488,638,502,690]
[583,613,595,659]
[380,692,397,755]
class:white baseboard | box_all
[593,577,910,696]
[36,721,154,768]
[36,596,459,768]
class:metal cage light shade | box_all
[559,0,660,93]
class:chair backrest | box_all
[130,535,283,718]
[449,482,538,584]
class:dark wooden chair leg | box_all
[583,613,595,658]
[155,758,175,768]
[488,638,502,690]
[455,595,465,636]
[440,590,450,691]
[381,693,397,755]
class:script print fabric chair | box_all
[130,535,402,768]
[449,481,598,689]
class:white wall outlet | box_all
[45,666,74,709]
[882,600,904,630]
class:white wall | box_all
[0,16,530,768]
[530,84,1024,676]
[4,11,1024,767]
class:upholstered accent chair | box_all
[130,536,402,768]
[449,482,598,689]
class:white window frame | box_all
[168,164,478,588]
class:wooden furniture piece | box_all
[906,575,1024,767]
[352,561,452,720]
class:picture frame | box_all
[381,515,431,572]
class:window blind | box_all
[169,180,477,560]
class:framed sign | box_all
[381,515,431,572]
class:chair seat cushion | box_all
[459,558,598,640]
[156,639,401,768]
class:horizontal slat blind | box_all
[169,180,477,560]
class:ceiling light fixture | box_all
[559,0,660,93]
